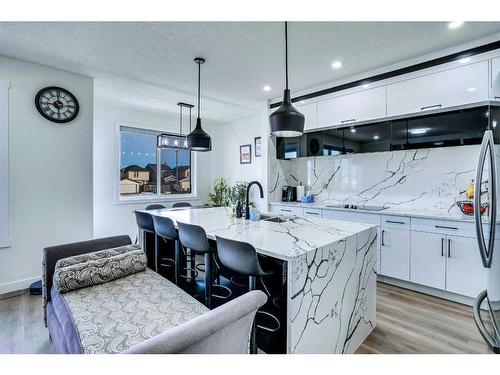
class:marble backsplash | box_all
[269,145,489,215]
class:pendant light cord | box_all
[285,21,289,90]
[197,61,201,119]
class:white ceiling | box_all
[1,21,500,119]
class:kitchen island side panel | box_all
[288,226,377,353]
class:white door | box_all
[387,61,489,117]
[317,86,386,128]
[380,226,410,281]
[410,231,446,289]
[445,235,487,297]
[492,57,500,100]
[296,102,318,132]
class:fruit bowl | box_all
[456,200,489,216]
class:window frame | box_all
[115,122,198,204]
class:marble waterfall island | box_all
[145,207,378,354]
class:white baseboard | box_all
[0,276,40,295]
[377,275,477,306]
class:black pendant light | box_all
[269,21,304,137]
[187,57,212,152]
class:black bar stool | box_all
[215,235,281,354]
[152,215,198,284]
[134,211,158,271]
[177,222,231,309]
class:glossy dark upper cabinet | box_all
[276,104,498,160]
[391,106,489,151]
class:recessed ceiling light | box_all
[468,87,477,92]
[459,57,471,64]
[410,128,428,135]
[350,127,356,133]
[299,100,305,104]
[448,21,464,29]
[331,61,342,69]
[373,135,379,140]
[362,84,370,89]
[263,85,271,92]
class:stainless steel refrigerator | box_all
[473,129,500,353]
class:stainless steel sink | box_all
[263,216,291,223]
[260,214,293,223]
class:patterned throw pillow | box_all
[53,250,147,293]
[55,244,141,270]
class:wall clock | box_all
[35,86,79,123]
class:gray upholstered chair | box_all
[124,290,266,354]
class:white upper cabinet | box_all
[492,57,500,100]
[296,102,318,132]
[317,86,386,128]
[387,61,489,117]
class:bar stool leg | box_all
[174,240,180,285]
[154,234,160,273]
[204,252,212,309]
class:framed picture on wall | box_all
[240,144,252,164]
[254,137,262,157]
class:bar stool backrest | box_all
[215,236,270,277]
[152,215,177,240]
[177,222,210,253]
[172,202,192,208]
[145,204,166,210]
[134,211,155,233]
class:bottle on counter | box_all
[296,182,305,202]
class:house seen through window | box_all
[119,126,192,198]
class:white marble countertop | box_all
[143,206,376,261]
[269,201,488,223]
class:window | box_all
[119,126,193,199]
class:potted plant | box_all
[206,178,231,207]
[231,181,248,218]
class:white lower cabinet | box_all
[410,231,446,289]
[270,204,303,216]
[380,226,410,281]
[445,235,486,297]
[410,231,486,298]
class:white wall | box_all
[0,56,94,294]
[93,98,219,239]
[209,102,269,210]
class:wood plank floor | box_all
[356,282,492,354]
[0,282,492,354]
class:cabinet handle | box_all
[441,238,444,257]
[381,230,385,246]
[305,211,319,215]
[495,96,500,99]
[420,104,442,111]
[341,118,356,124]
[448,238,451,258]
[435,225,458,230]
[386,220,406,225]
[280,208,292,212]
